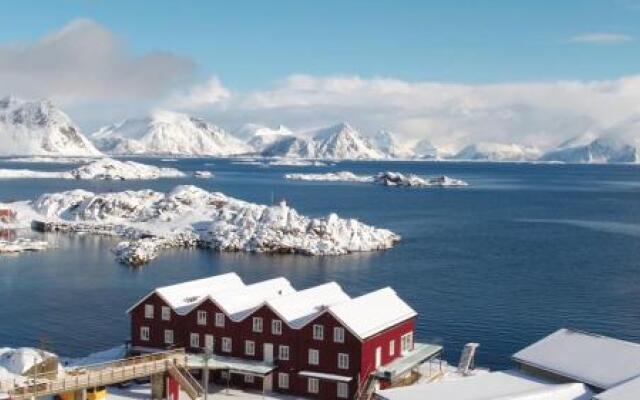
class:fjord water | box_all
[0,159,639,370]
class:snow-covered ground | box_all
[3,185,399,265]
[0,158,185,180]
[285,171,469,187]
[0,157,100,164]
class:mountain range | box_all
[0,96,638,163]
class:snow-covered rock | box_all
[368,130,414,158]
[0,96,102,157]
[12,185,399,265]
[262,122,385,160]
[285,171,468,187]
[267,159,329,167]
[91,111,250,156]
[0,158,185,180]
[236,123,294,152]
[0,238,49,253]
[0,347,57,376]
[193,170,213,178]
[452,142,541,161]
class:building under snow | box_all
[127,273,442,399]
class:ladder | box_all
[166,362,204,400]
[457,343,480,375]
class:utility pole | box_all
[202,348,212,400]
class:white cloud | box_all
[0,19,194,105]
[169,76,231,109]
[569,32,633,44]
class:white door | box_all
[375,346,382,368]
[205,334,214,351]
[264,343,274,363]
[263,374,273,392]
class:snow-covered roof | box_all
[213,277,296,321]
[126,273,245,315]
[596,376,640,400]
[512,328,640,390]
[376,370,592,400]
[266,282,351,328]
[328,287,416,340]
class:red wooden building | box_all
[128,273,441,399]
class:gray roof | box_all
[595,376,640,400]
[512,328,640,390]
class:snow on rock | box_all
[0,348,57,376]
[236,123,294,152]
[368,130,414,158]
[0,238,49,253]
[452,142,541,161]
[262,122,385,160]
[285,171,469,187]
[267,159,330,167]
[413,139,441,160]
[12,185,399,265]
[193,170,213,178]
[0,158,185,180]
[0,96,102,157]
[1,156,99,164]
[69,158,185,180]
[91,111,250,156]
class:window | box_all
[197,310,207,326]
[161,306,171,321]
[338,353,349,370]
[307,377,319,394]
[401,332,413,354]
[337,382,349,399]
[244,375,254,383]
[389,340,395,356]
[215,312,225,327]
[222,337,232,353]
[140,326,150,341]
[164,329,174,345]
[252,317,263,333]
[245,340,255,356]
[308,349,319,365]
[221,371,229,380]
[278,345,290,361]
[272,319,283,335]
[144,304,154,319]
[190,333,200,348]
[334,327,345,343]
[313,324,324,340]
[278,373,289,389]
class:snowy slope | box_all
[91,111,250,156]
[452,142,542,161]
[236,123,294,152]
[367,130,414,158]
[413,139,440,159]
[262,122,385,160]
[0,96,101,156]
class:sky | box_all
[1,0,640,150]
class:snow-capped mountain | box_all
[412,139,441,160]
[262,122,384,160]
[452,142,542,161]
[367,130,414,158]
[91,111,250,156]
[236,123,294,152]
[0,96,101,156]
[541,124,639,163]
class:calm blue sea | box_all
[0,158,639,370]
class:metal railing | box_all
[2,349,187,400]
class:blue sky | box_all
[1,0,639,90]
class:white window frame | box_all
[140,326,150,342]
[307,377,319,394]
[308,348,319,365]
[334,327,345,343]
[278,345,290,361]
[338,353,349,370]
[190,333,200,348]
[337,382,349,399]
[401,332,414,355]
[389,339,395,356]
[313,324,324,340]
[197,310,207,326]
[215,312,225,327]
[244,374,254,383]
[164,329,174,345]
[271,319,283,335]
[161,306,171,321]
[252,317,263,333]
[144,304,154,319]
[222,337,232,353]
[245,340,255,356]
[278,373,289,389]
